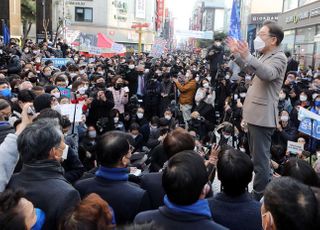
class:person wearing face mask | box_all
[39,66,53,86]
[206,37,224,85]
[278,89,293,113]
[172,70,197,127]
[74,131,151,225]
[272,110,297,151]
[0,99,14,144]
[0,189,46,230]
[79,125,98,171]
[132,107,148,127]
[195,79,215,123]
[226,21,287,200]
[21,46,33,63]
[261,177,320,230]
[0,81,12,99]
[108,76,129,116]
[160,73,174,116]
[109,109,125,132]
[7,119,81,230]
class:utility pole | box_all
[131,23,149,53]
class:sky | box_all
[167,0,233,32]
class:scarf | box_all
[163,195,212,218]
[95,166,129,181]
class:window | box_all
[295,27,316,44]
[75,7,93,22]
[282,30,295,53]
[299,0,318,7]
[283,0,298,12]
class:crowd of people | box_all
[0,22,320,230]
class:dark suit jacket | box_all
[208,192,262,230]
[140,172,165,209]
[7,160,81,230]
[135,206,228,230]
[74,176,151,224]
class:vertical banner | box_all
[156,0,164,30]
[150,38,167,58]
[135,0,146,19]
[229,0,241,40]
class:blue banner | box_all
[299,118,320,140]
[2,21,10,45]
[229,0,241,40]
[42,58,73,68]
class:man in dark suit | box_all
[135,151,227,230]
[7,119,81,230]
[285,51,299,74]
[227,20,287,200]
[140,128,195,209]
[74,131,150,224]
[209,148,262,230]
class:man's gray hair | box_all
[17,118,63,163]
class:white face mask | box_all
[223,134,231,139]
[280,115,289,122]
[203,83,210,88]
[61,144,69,161]
[78,87,87,95]
[225,74,230,80]
[137,112,144,119]
[300,95,307,102]
[129,65,135,69]
[253,36,265,52]
[245,75,251,81]
[234,94,239,100]
[164,115,171,120]
[88,130,97,139]
[53,92,61,99]
[79,70,85,74]
[239,147,246,153]
[114,117,119,123]
[52,104,61,113]
[206,76,212,82]
[240,93,246,98]
[279,93,286,100]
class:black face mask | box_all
[96,82,105,88]
[115,83,123,89]
[29,77,38,83]
[137,71,144,75]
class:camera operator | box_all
[206,37,224,85]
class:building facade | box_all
[246,0,283,52]
[52,0,156,51]
[278,0,320,68]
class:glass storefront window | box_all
[295,44,314,68]
[295,27,316,43]
[283,0,298,11]
[282,30,295,53]
[299,0,318,7]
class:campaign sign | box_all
[58,87,71,99]
[42,58,72,68]
[287,141,304,154]
[298,118,320,140]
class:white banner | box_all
[135,0,146,19]
[175,30,214,40]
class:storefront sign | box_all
[250,13,279,24]
[286,6,320,24]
